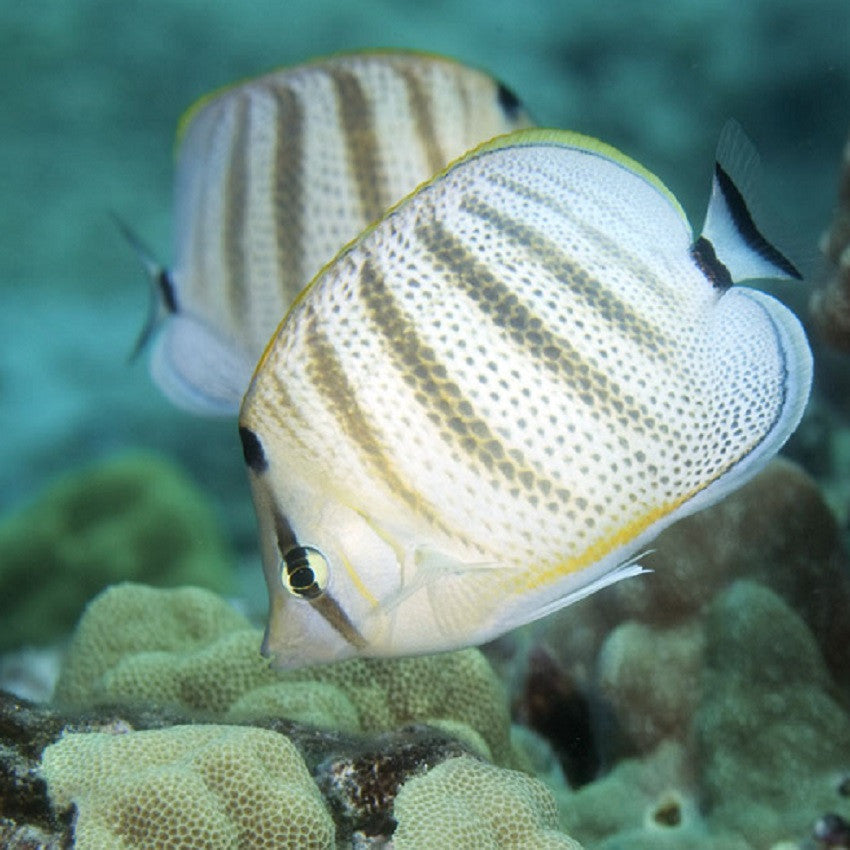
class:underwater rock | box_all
[514,645,601,786]
[558,739,690,843]
[0,687,192,846]
[0,452,233,651]
[596,619,704,754]
[697,581,850,846]
[392,755,583,849]
[2,688,489,847]
[55,583,516,766]
[558,739,752,849]
[540,458,850,691]
[810,129,850,351]
[0,691,70,841]
[0,820,67,850]
[314,725,479,841]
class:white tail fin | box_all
[694,121,801,287]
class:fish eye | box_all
[280,545,330,600]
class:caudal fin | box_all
[693,121,801,288]
[113,212,249,415]
[111,213,179,359]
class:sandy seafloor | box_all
[2,0,850,846]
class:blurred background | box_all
[2,0,848,606]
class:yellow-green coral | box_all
[54,583,251,707]
[0,453,233,650]
[41,725,335,849]
[54,583,514,764]
[392,755,583,849]
[225,680,362,733]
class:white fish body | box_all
[238,128,812,669]
[141,51,532,414]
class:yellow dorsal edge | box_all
[471,128,685,220]
[174,48,510,149]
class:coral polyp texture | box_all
[53,582,515,766]
[41,725,335,850]
[0,452,233,650]
[811,130,850,350]
[13,459,849,848]
[392,755,582,849]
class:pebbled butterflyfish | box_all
[133,50,532,415]
[238,127,812,669]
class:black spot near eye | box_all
[239,426,268,473]
[497,82,523,120]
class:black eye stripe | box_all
[273,510,298,554]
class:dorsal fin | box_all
[694,121,801,289]
[111,213,179,359]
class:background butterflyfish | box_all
[129,50,532,415]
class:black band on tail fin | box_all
[691,236,733,290]
[157,269,178,313]
[111,212,180,360]
[129,267,179,362]
[714,163,802,280]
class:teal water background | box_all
[2,0,848,581]
[2,4,850,844]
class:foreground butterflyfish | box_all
[238,126,812,669]
[135,50,531,415]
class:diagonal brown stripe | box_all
[415,219,659,436]
[222,93,251,332]
[482,169,681,307]
[301,307,476,546]
[459,195,674,366]
[391,60,445,178]
[357,259,572,506]
[269,83,306,307]
[328,68,388,224]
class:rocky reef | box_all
[511,458,850,849]
[1,460,848,849]
[3,581,534,846]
